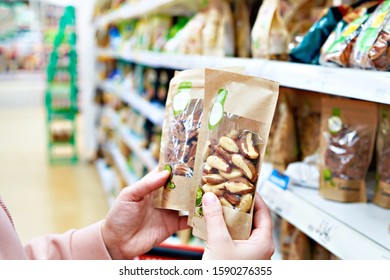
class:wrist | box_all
[100,220,126,260]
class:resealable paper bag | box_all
[190,69,279,240]
[251,0,289,60]
[374,105,390,208]
[319,97,377,202]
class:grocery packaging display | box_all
[350,0,390,69]
[251,0,289,60]
[266,88,298,171]
[190,69,279,240]
[294,90,322,161]
[374,105,390,208]
[319,97,378,202]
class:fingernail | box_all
[203,192,217,206]
[160,170,170,177]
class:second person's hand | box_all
[201,192,274,260]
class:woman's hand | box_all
[101,169,189,259]
[201,192,274,260]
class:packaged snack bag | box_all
[234,0,251,57]
[350,0,390,69]
[153,68,205,212]
[280,219,296,259]
[312,242,331,260]
[367,17,390,71]
[289,5,350,64]
[267,88,298,171]
[295,91,322,160]
[202,0,235,57]
[319,97,378,202]
[190,69,279,240]
[374,105,390,209]
[153,67,244,212]
[320,3,376,67]
[288,229,312,260]
[251,0,289,60]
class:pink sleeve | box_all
[24,221,112,260]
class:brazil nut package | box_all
[319,97,378,203]
[153,67,244,212]
[190,69,279,240]
[374,105,390,209]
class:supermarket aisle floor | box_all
[0,77,109,244]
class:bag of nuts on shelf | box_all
[319,97,378,202]
[294,90,322,161]
[350,0,390,70]
[374,105,390,209]
[190,68,279,240]
[266,88,299,171]
[153,67,244,212]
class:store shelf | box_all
[95,158,119,207]
[98,80,165,127]
[0,72,44,81]
[119,125,158,171]
[94,0,198,28]
[107,142,138,186]
[97,49,390,105]
[258,164,390,260]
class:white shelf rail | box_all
[98,80,165,127]
[258,164,390,260]
[97,49,390,105]
[94,0,198,28]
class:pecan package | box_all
[153,67,244,212]
[153,68,205,212]
[190,69,279,240]
[319,97,378,203]
[374,105,390,209]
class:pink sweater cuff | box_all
[71,221,112,260]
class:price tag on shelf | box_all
[259,169,292,216]
[268,169,290,190]
[307,218,335,245]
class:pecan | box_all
[223,192,241,205]
[202,183,225,196]
[173,163,193,177]
[231,154,258,182]
[239,131,259,159]
[206,155,232,173]
[202,174,227,185]
[219,136,239,153]
[236,193,253,213]
[219,168,243,180]
[224,178,254,194]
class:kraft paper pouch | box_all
[319,97,377,202]
[374,105,390,209]
[153,67,244,212]
[267,88,298,171]
[190,68,279,240]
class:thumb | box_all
[202,192,231,243]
